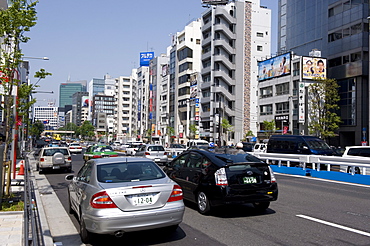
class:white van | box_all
[186,140,209,148]
[340,146,370,175]
[253,143,267,153]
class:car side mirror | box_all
[65,174,74,181]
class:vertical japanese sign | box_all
[298,82,305,123]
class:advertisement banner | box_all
[302,57,327,80]
[140,52,154,66]
[81,96,89,107]
[298,82,305,123]
[258,52,291,81]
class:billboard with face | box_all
[258,52,291,81]
[302,57,327,80]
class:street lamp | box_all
[22,56,49,60]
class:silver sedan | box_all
[65,157,185,244]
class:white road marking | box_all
[297,214,370,237]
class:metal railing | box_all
[24,155,44,246]
[250,152,370,175]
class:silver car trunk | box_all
[100,178,174,211]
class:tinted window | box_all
[43,148,69,156]
[347,148,370,157]
[148,146,165,151]
[97,162,166,183]
[215,153,264,164]
[306,140,330,150]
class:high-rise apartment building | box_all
[34,105,59,130]
[168,19,202,144]
[199,0,271,144]
[115,69,138,142]
[278,0,369,146]
[149,54,170,145]
[137,66,150,140]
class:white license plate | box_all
[243,177,257,184]
[52,166,60,169]
[154,158,160,162]
[130,194,154,206]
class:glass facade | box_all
[59,83,84,108]
[278,0,369,146]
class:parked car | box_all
[65,157,185,243]
[340,146,370,175]
[135,144,168,165]
[125,143,143,156]
[267,135,334,155]
[83,145,119,162]
[163,149,278,214]
[68,142,83,154]
[36,146,72,173]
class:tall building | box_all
[137,66,150,141]
[278,0,369,146]
[59,80,86,108]
[115,69,138,142]
[199,0,271,144]
[149,54,170,145]
[71,91,89,126]
[34,105,59,130]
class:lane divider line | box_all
[296,214,370,237]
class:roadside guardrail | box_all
[250,152,370,176]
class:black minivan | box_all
[164,149,278,214]
[267,135,334,155]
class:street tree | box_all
[166,126,175,143]
[308,78,341,141]
[29,120,44,139]
[221,118,233,145]
[0,0,38,196]
[263,120,276,139]
[79,121,95,140]
[189,124,197,139]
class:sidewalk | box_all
[0,154,83,246]
[0,169,24,246]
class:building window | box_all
[260,86,273,98]
[276,82,289,95]
[257,45,263,51]
[257,32,264,37]
[275,102,289,114]
[260,104,272,115]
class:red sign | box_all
[283,126,288,134]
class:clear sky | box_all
[22,0,277,106]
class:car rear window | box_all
[148,146,165,151]
[347,148,370,157]
[215,153,264,164]
[93,146,113,152]
[43,148,69,156]
[97,162,166,183]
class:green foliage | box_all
[29,120,44,138]
[79,121,95,139]
[263,120,276,139]
[189,124,197,138]
[308,78,341,140]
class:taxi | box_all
[83,145,119,162]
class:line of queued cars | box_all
[64,142,279,243]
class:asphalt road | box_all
[45,153,370,246]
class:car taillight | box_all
[167,185,183,202]
[78,147,82,149]
[268,166,277,183]
[164,152,168,155]
[109,154,118,157]
[145,152,150,155]
[40,158,45,162]
[215,168,228,186]
[90,191,117,209]
[68,157,71,161]
[93,155,102,159]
